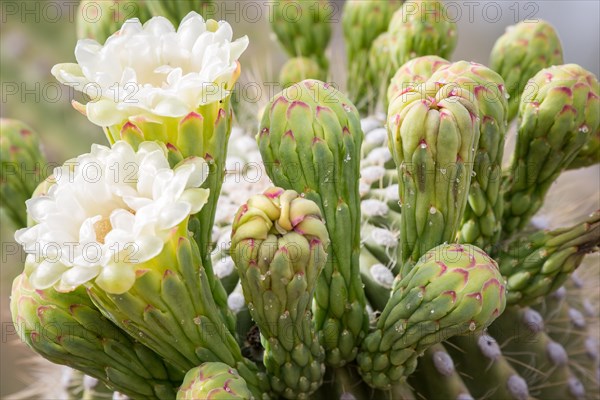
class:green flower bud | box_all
[490,20,564,121]
[0,119,47,229]
[358,244,506,389]
[177,362,252,400]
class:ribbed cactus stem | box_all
[497,211,600,305]
[257,80,368,367]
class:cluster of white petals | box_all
[15,141,209,293]
[51,12,249,126]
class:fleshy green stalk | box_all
[497,211,600,306]
[11,273,180,400]
[257,80,368,367]
[279,57,325,89]
[488,306,586,400]
[367,32,396,111]
[357,243,506,389]
[408,344,473,400]
[0,119,47,229]
[502,64,599,235]
[342,0,402,112]
[270,0,332,70]
[87,219,270,399]
[387,0,457,72]
[429,61,509,252]
[567,126,600,169]
[447,334,532,400]
[490,20,564,121]
[177,362,253,400]
[231,187,328,399]
[387,79,480,274]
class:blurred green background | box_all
[1,0,598,396]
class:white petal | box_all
[95,263,136,294]
[29,259,68,289]
[181,188,210,214]
[158,201,191,230]
[59,265,101,289]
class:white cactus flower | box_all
[51,12,248,127]
[15,141,209,294]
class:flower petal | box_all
[95,262,136,294]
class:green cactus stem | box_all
[257,80,368,367]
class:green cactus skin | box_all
[106,101,237,334]
[230,188,328,399]
[76,0,151,42]
[387,56,451,111]
[357,243,506,389]
[488,306,586,400]
[387,0,458,74]
[567,126,600,170]
[86,222,270,400]
[0,119,47,229]
[490,20,564,121]
[279,57,326,89]
[342,0,402,112]
[177,362,253,400]
[145,0,214,27]
[497,211,600,306]
[257,80,368,367]
[387,80,480,274]
[429,61,509,252]
[270,0,332,70]
[408,344,473,400]
[10,273,181,400]
[366,32,396,112]
[448,334,534,400]
[502,65,600,235]
[536,279,600,395]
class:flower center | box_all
[94,218,113,244]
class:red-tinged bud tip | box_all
[20,129,31,137]
[560,104,576,115]
[436,261,448,275]
[68,304,82,315]
[181,112,203,125]
[259,127,270,137]
[271,95,290,112]
[283,130,295,140]
[166,143,178,151]
[135,269,149,278]
[288,101,310,118]
[163,270,174,278]
[342,126,351,136]
[467,292,483,304]
[204,153,213,161]
[215,108,226,124]
[144,304,155,312]
[121,121,140,131]
[265,187,284,199]
[442,290,457,303]
[312,137,324,145]
[453,268,469,285]
[310,238,321,248]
